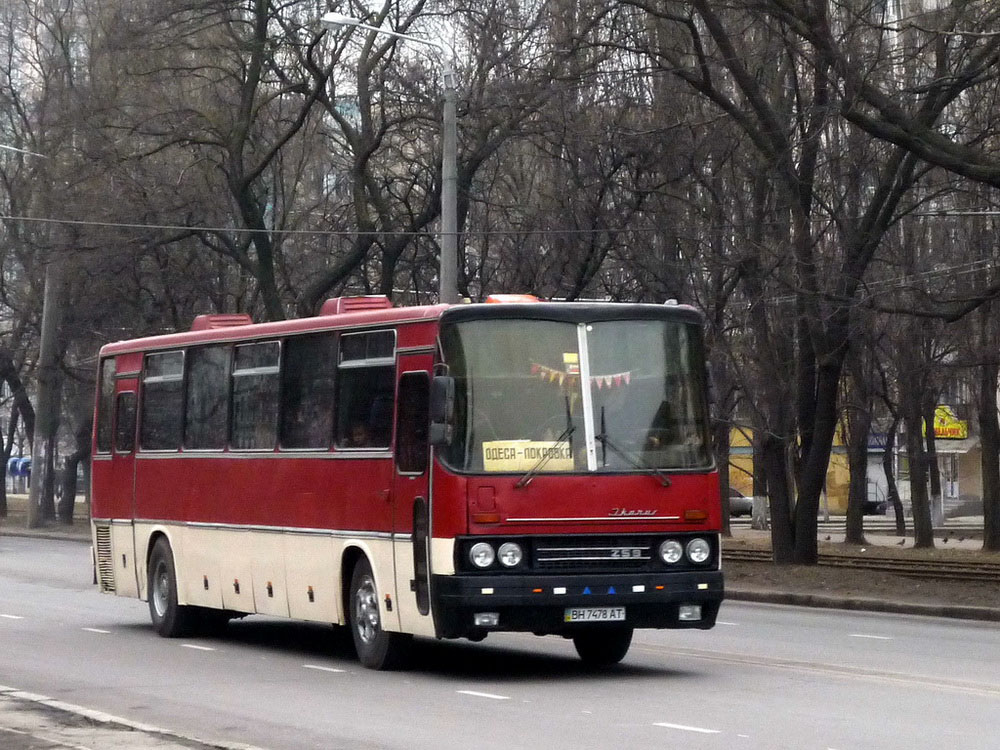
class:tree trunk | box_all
[764,434,795,563]
[793,358,844,563]
[882,416,906,537]
[844,404,871,545]
[0,407,11,518]
[0,345,35,519]
[57,418,92,525]
[902,390,934,548]
[980,359,1000,551]
[712,417,732,536]
[923,397,943,525]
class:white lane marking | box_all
[716,620,737,625]
[849,634,893,640]
[303,664,345,673]
[654,722,721,734]
[181,644,216,651]
[82,627,111,634]
[457,690,511,700]
[1,614,24,619]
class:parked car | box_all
[728,487,753,517]
[862,499,888,515]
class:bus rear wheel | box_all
[572,627,633,666]
[349,558,410,670]
[147,538,198,637]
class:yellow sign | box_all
[563,352,579,375]
[933,405,968,440]
[482,440,574,472]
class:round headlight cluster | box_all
[498,542,523,567]
[686,537,712,564]
[658,537,712,565]
[658,539,683,564]
[469,541,523,569]
[469,542,495,568]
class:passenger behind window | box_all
[343,421,372,448]
[645,399,676,449]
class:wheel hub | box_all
[354,574,380,644]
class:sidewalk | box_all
[0,688,260,750]
[724,519,1000,622]
[0,494,91,542]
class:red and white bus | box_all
[91,295,723,668]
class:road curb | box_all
[727,588,1000,622]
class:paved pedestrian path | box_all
[0,688,261,750]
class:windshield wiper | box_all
[597,407,672,487]
[515,395,574,489]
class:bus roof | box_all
[99,302,452,356]
[98,299,704,357]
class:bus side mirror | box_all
[429,375,455,446]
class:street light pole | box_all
[320,13,459,304]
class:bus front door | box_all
[393,364,433,630]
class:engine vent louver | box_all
[319,296,393,315]
[94,525,116,593]
[189,313,253,331]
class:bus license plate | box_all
[564,607,625,623]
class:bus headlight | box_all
[469,542,495,568]
[686,537,711,564]
[659,539,683,564]
[498,542,523,567]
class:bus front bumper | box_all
[430,569,723,639]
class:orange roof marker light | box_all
[485,294,541,304]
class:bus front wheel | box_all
[349,558,410,670]
[147,538,198,637]
[572,627,633,666]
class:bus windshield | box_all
[439,317,711,474]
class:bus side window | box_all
[396,373,429,474]
[95,358,116,454]
[114,392,137,454]
[185,345,231,450]
[336,330,396,450]
[231,341,280,450]
[140,351,184,451]
[279,333,336,449]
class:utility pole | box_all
[320,13,460,304]
[27,260,63,527]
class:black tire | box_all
[572,627,633,666]
[349,558,410,670]
[147,538,199,637]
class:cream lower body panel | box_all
[113,521,448,636]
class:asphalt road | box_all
[2,535,999,750]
